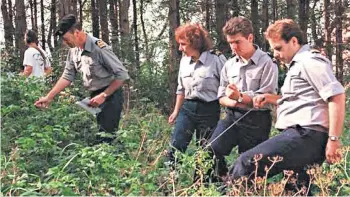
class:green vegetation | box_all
[1,74,349,196]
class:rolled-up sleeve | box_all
[301,58,344,101]
[62,49,77,82]
[99,47,130,81]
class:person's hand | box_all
[326,140,342,164]
[168,111,179,125]
[89,93,106,107]
[226,84,240,100]
[34,96,52,109]
[253,95,267,108]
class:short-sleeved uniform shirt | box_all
[218,46,278,102]
[23,47,51,77]
[176,50,227,102]
[62,34,129,91]
[275,45,345,132]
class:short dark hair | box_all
[26,29,39,44]
[175,23,213,53]
[265,19,305,45]
[222,17,253,38]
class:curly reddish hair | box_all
[175,23,213,53]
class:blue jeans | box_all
[168,99,220,162]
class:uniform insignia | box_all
[95,40,106,48]
[210,48,222,56]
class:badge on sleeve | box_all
[95,40,106,48]
[210,48,222,56]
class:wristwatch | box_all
[329,136,340,141]
[237,93,243,103]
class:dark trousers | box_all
[91,87,124,143]
[209,107,272,177]
[230,125,328,184]
[168,99,220,163]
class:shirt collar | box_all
[83,34,94,52]
[287,44,310,69]
[237,44,261,65]
[189,51,209,64]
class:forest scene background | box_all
[1,0,350,195]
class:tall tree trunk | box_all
[58,0,77,18]
[34,0,38,30]
[215,0,230,53]
[204,0,211,31]
[310,0,320,47]
[251,0,261,47]
[261,0,269,51]
[119,0,131,61]
[99,0,109,43]
[298,0,310,43]
[168,0,181,111]
[40,0,46,50]
[109,0,119,53]
[272,0,277,21]
[47,0,57,51]
[335,0,343,84]
[29,0,35,29]
[286,0,296,20]
[132,0,140,69]
[324,0,332,61]
[91,0,100,37]
[140,0,149,60]
[15,0,27,68]
[119,0,132,113]
[232,0,239,17]
[1,0,14,49]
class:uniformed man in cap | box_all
[34,14,129,144]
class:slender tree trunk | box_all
[40,0,46,50]
[58,0,77,18]
[109,0,119,53]
[168,0,181,111]
[99,0,109,43]
[251,0,261,47]
[298,0,310,43]
[310,0,320,47]
[261,0,269,51]
[286,0,296,20]
[335,0,343,84]
[215,0,230,53]
[29,0,35,29]
[324,0,332,61]
[272,0,277,21]
[204,0,211,32]
[15,0,27,68]
[232,0,239,17]
[1,0,14,49]
[140,0,150,60]
[91,0,100,37]
[132,0,140,69]
[34,0,38,30]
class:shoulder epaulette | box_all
[95,39,106,48]
[267,52,278,64]
[210,48,222,56]
[310,49,321,54]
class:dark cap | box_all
[54,14,77,37]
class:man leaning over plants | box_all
[34,14,129,145]
[227,19,346,194]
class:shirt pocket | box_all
[90,63,111,79]
[197,71,219,92]
[245,69,261,90]
[180,71,192,90]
